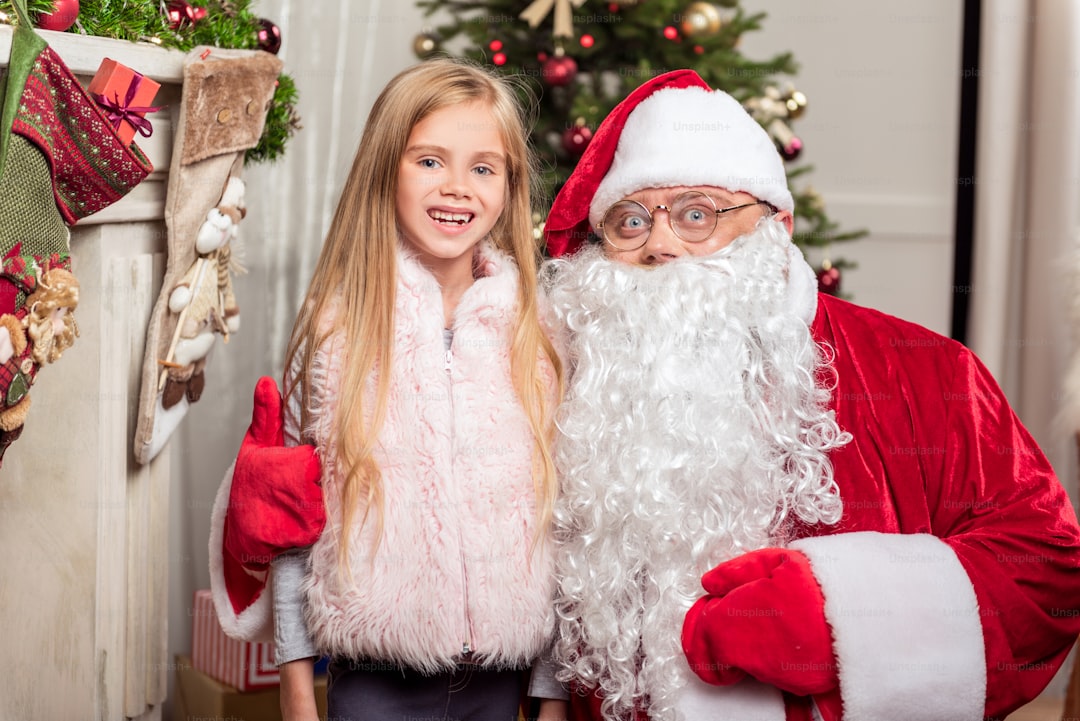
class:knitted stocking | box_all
[0,0,153,462]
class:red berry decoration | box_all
[493,52,507,66]
[561,124,593,156]
[779,135,803,161]
[542,55,578,87]
[817,264,841,296]
[489,39,503,51]
[167,0,207,30]
[663,26,679,40]
[255,18,282,55]
[36,0,79,32]
[580,34,595,48]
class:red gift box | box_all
[190,589,280,691]
[87,57,162,146]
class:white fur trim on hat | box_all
[589,86,794,230]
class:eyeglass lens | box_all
[603,192,718,249]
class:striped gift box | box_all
[190,588,279,691]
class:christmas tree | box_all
[414,0,863,293]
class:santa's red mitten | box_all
[223,377,325,572]
[681,547,838,696]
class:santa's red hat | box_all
[545,69,794,257]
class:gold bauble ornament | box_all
[680,2,724,37]
[412,31,440,59]
[785,89,808,119]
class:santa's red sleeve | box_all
[789,296,1080,721]
[208,460,275,641]
[208,333,335,642]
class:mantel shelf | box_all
[0,23,185,81]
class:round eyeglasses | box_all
[597,191,772,251]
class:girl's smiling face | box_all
[396,101,507,276]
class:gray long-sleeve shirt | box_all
[271,345,319,666]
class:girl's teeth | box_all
[430,210,472,224]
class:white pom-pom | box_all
[169,285,192,313]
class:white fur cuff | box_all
[791,532,985,721]
[675,676,787,721]
[208,461,274,643]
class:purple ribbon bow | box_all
[91,71,164,139]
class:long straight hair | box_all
[283,58,563,572]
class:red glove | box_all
[223,377,325,572]
[681,547,838,696]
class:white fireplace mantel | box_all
[0,25,186,721]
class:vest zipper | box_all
[445,345,475,658]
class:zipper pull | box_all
[461,641,472,656]
[444,348,453,372]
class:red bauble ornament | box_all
[493,52,507,66]
[561,124,593,156]
[580,34,595,48]
[489,39,503,51]
[542,55,578,87]
[779,136,803,161]
[167,0,207,30]
[817,264,841,295]
[36,0,79,32]
[256,18,282,55]
[663,25,679,40]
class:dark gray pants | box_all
[326,658,523,721]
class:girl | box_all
[265,59,562,720]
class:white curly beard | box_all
[542,219,849,721]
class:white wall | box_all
[739,0,964,336]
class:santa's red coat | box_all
[570,293,1080,721]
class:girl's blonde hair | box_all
[283,58,563,571]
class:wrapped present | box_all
[191,589,279,691]
[87,57,162,145]
[173,654,329,721]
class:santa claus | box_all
[209,69,1080,721]
[527,70,1080,721]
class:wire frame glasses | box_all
[598,191,771,251]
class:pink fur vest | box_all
[301,243,558,672]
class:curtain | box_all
[968,0,1080,502]
[166,0,430,706]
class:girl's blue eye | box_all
[474,166,493,176]
[420,158,440,169]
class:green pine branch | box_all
[0,0,299,165]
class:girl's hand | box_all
[279,658,319,721]
[536,698,569,721]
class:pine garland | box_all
[1,0,300,164]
